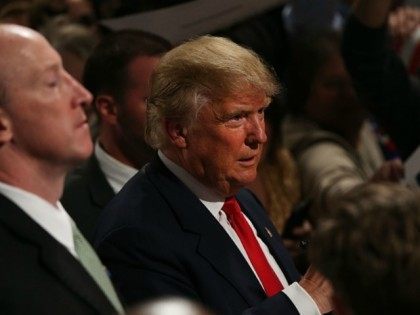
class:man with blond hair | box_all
[94,35,332,315]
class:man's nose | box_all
[68,72,93,110]
[246,116,267,147]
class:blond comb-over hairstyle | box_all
[145,35,280,149]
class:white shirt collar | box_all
[158,150,225,219]
[95,141,138,193]
[0,181,76,256]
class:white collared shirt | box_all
[158,151,320,315]
[0,181,77,257]
[95,142,138,193]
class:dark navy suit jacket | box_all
[94,157,301,315]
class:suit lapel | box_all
[0,194,115,314]
[87,156,115,208]
[145,158,266,305]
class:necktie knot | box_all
[222,196,242,219]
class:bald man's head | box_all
[0,24,52,106]
[0,24,93,174]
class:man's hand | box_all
[299,265,334,314]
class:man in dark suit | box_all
[94,35,332,315]
[62,30,171,242]
[0,24,122,314]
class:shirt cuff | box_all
[283,282,321,315]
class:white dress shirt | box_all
[158,151,320,315]
[95,141,138,193]
[0,181,77,257]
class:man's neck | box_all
[160,148,238,198]
[0,155,65,205]
[159,150,225,201]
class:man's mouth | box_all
[238,155,258,166]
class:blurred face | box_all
[66,0,94,19]
[116,55,160,166]
[305,53,364,127]
[3,28,93,170]
[181,92,269,196]
[60,50,85,83]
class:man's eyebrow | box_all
[223,109,248,119]
[217,106,268,122]
[44,63,60,72]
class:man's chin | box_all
[231,172,258,189]
[67,146,93,169]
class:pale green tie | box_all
[71,221,124,314]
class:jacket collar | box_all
[86,155,116,208]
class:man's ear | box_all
[0,108,13,145]
[165,119,188,148]
[96,95,118,124]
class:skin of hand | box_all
[370,158,404,182]
[299,265,334,314]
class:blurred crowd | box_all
[0,0,419,314]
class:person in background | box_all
[0,0,32,26]
[0,23,122,314]
[41,18,99,82]
[62,29,171,242]
[310,182,420,314]
[282,31,403,218]
[342,0,420,160]
[94,35,332,315]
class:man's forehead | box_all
[0,25,42,54]
[0,29,60,79]
[199,93,269,121]
[0,24,37,39]
[0,24,56,55]
[219,92,270,109]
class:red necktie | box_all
[222,196,284,297]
